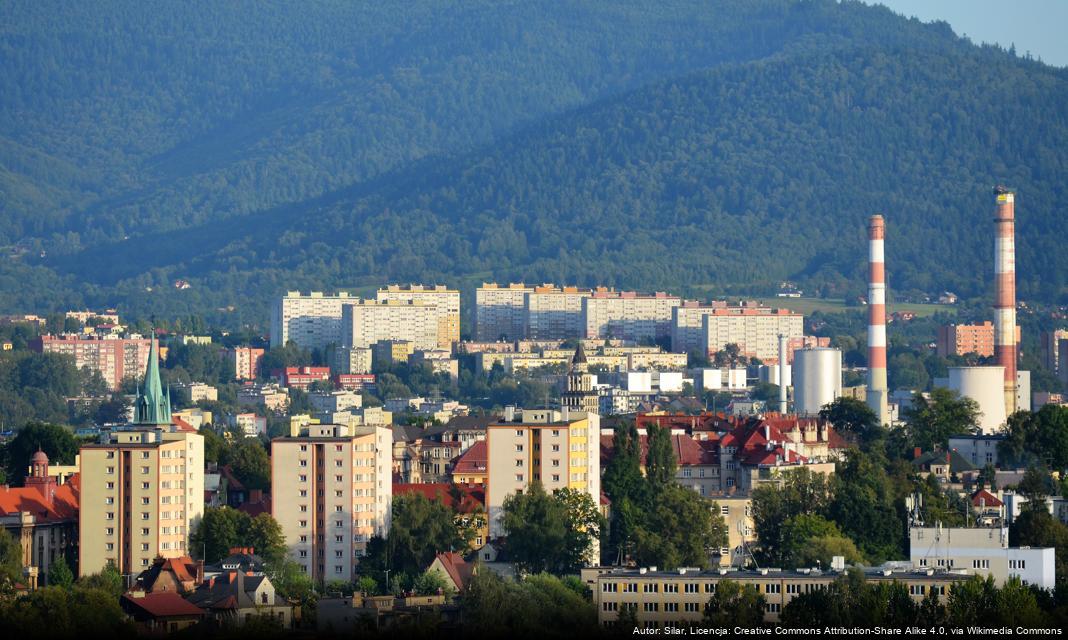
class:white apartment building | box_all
[271,423,392,584]
[581,292,681,342]
[79,429,204,577]
[909,526,1054,590]
[309,390,362,415]
[341,300,438,351]
[171,382,218,404]
[485,408,600,548]
[475,283,533,342]
[700,309,804,361]
[524,286,595,341]
[376,284,460,348]
[270,291,355,350]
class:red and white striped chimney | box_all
[867,215,889,425]
[994,187,1017,415]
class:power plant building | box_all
[793,347,842,415]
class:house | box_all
[426,552,475,593]
[971,489,1005,526]
[449,440,488,487]
[120,591,206,634]
[394,484,487,548]
[204,547,266,577]
[0,450,80,588]
[317,593,457,633]
[236,492,270,519]
[133,556,203,595]
[912,449,976,481]
[186,571,292,629]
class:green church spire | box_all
[133,332,172,426]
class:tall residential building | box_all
[475,283,533,342]
[581,291,681,342]
[1040,329,1068,375]
[524,285,595,341]
[699,308,804,361]
[376,284,460,348]
[485,408,600,542]
[79,337,204,577]
[30,334,151,390]
[270,291,355,350]
[937,322,997,358]
[230,347,265,381]
[371,339,415,368]
[271,423,392,585]
[332,346,373,375]
[341,300,438,351]
[561,345,599,415]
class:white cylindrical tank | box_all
[947,366,1006,434]
[794,348,842,415]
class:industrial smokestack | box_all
[867,215,889,425]
[994,187,1018,415]
[778,334,788,415]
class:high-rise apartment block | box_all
[332,346,373,375]
[1040,329,1068,375]
[581,291,680,342]
[342,301,438,351]
[270,291,355,350]
[475,283,532,342]
[376,285,460,348]
[79,338,204,577]
[271,423,392,584]
[698,308,804,361]
[485,408,600,541]
[230,347,265,380]
[936,322,1019,358]
[524,285,595,341]
[30,334,151,390]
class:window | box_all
[105,512,115,520]
[105,528,114,536]
[299,550,308,558]
[106,466,115,475]
[909,585,925,596]
[643,582,658,593]
[552,474,560,482]
[765,584,781,594]
[663,583,679,593]
[766,603,781,613]
[106,482,115,490]
[299,460,308,467]
[516,430,524,437]
[141,543,150,551]
[105,542,114,551]
[141,497,150,505]
[643,602,658,612]
[141,451,150,459]
[141,512,150,520]
[515,444,524,452]
[104,497,114,505]
[515,459,524,467]
[972,559,990,569]
[299,475,307,482]
[684,583,699,593]
[602,602,618,612]
[623,583,638,593]
[602,583,619,593]
[665,603,679,612]
[140,528,150,536]
[515,474,524,482]
[685,602,701,612]
[106,451,115,459]
[552,444,560,452]
[141,466,150,474]
[141,482,150,489]
[299,520,308,528]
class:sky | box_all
[871,0,1068,67]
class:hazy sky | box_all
[871,0,1068,67]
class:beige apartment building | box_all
[230,346,264,381]
[371,339,415,367]
[524,285,595,341]
[485,408,600,545]
[270,291,356,350]
[581,291,681,342]
[699,308,804,361]
[475,283,533,342]
[592,567,967,627]
[376,284,460,349]
[79,337,204,578]
[271,423,393,584]
[342,300,438,351]
[30,334,151,390]
[332,346,373,374]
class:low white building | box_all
[309,390,362,414]
[909,526,1054,589]
[947,434,1005,468]
[653,371,683,393]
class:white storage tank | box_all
[794,348,842,415]
[947,366,1006,434]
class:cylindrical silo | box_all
[793,348,842,415]
[947,366,1006,434]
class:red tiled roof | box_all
[971,489,1003,507]
[122,591,205,618]
[432,551,474,591]
[237,495,271,518]
[451,441,487,476]
[599,433,717,467]
[0,476,79,523]
[394,483,484,513]
[172,416,197,433]
[219,465,245,492]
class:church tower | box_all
[133,333,172,426]
[561,343,599,414]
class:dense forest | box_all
[1,0,1066,325]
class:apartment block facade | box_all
[485,409,600,542]
[376,284,460,348]
[271,291,355,350]
[31,335,151,391]
[341,301,438,351]
[582,291,681,342]
[699,309,804,361]
[475,283,533,342]
[909,526,1054,589]
[271,423,392,584]
[1040,329,1068,376]
[230,347,264,381]
[332,346,373,375]
[79,429,204,577]
[524,286,595,341]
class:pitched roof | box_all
[237,494,271,518]
[451,440,487,476]
[599,433,718,467]
[219,465,245,492]
[394,483,485,513]
[0,476,79,523]
[971,489,1003,507]
[134,556,200,593]
[431,551,474,591]
[571,343,587,365]
[187,572,277,610]
[122,591,205,618]
[913,449,976,473]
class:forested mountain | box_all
[1,0,1066,324]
